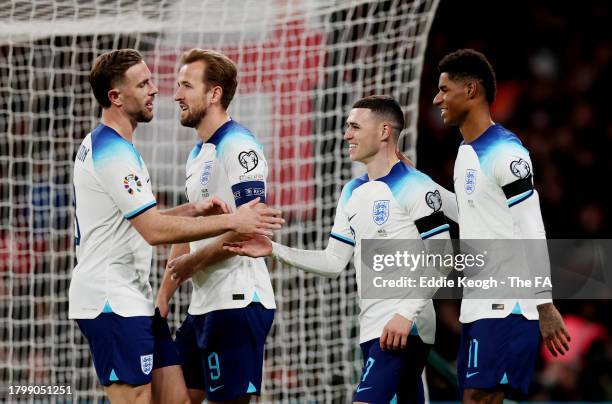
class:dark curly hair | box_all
[438,49,497,105]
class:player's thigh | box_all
[197,303,274,402]
[105,382,151,404]
[457,315,538,398]
[76,313,154,387]
[152,365,190,404]
[175,314,206,392]
[353,337,430,404]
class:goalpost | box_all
[0,0,439,401]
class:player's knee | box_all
[133,384,152,404]
[463,388,503,404]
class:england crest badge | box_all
[141,354,153,375]
[464,169,477,195]
[372,200,389,225]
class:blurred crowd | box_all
[417,1,612,401]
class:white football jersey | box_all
[454,124,545,323]
[69,124,157,319]
[185,119,275,315]
[330,161,453,344]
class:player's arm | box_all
[155,243,190,317]
[158,196,229,217]
[222,236,354,278]
[381,183,452,350]
[222,187,355,278]
[493,148,570,356]
[130,198,282,245]
[93,149,283,245]
[165,139,279,281]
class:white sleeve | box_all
[221,138,267,207]
[271,238,353,278]
[271,193,355,277]
[407,181,450,240]
[93,144,156,219]
[329,186,356,247]
[492,148,552,303]
[438,186,458,224]
[395,179,453,321]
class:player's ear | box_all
[210,85,223,105]
[466,80,477,100]
[381,123,391,141]
[108,88,122,107]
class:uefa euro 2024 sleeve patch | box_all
[123,173,142,195]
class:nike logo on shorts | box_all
[466,371,479,378]
[356,385,372,393]
[209,384,224,392]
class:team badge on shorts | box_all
[425,190,442,212]
[372,200,389,225]
[238,150,259,173]
[464,169,476,194]
[200,161,214,186]
[123,174,142,195]
[140,354,153,375]
[510,158,531,179]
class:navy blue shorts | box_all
[76,309,181,386]
[175,302,274,401]
[353,336,431,404]
[457,315,540,397]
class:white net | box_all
[0,0,439,402]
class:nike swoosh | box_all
[466,371,479,378]
[209,384,224,392]
[186,173,193,180]
[348,213,357,221]
[356,385,372,393]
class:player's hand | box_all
[167,253,198,285]
[232,198,285,236]
[223,235,273,257]
[195,196,230,216]
[538,303,571,357]
[155,294,170,318]
[395,149,415,167]
[380,314,413,350]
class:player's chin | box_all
[136,110,154,123]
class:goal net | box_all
[0,0,439,401]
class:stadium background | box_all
[0,0,610,402]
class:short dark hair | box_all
[438,49,497,105]
[352,95,405,138]
[90,49,144,108]
[180,49,238,109]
